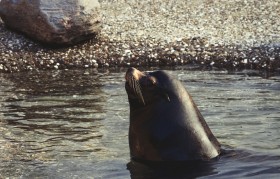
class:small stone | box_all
[27,66,33,70]
[93,63,98,68]
[242,59,248,64]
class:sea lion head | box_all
[125,67,176,107]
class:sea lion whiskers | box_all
[135,79,146,105]
[128,75,146,105]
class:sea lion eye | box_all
[149,76,157,85]
[150,76,157,85]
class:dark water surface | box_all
[0,68,279,178]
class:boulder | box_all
[0,0,101,46]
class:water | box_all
[0,68,279,178]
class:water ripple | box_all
[0,69,279,178]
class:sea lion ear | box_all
[164,93,171,102]
[157,82,171,102]
[160,87,170,102]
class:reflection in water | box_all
[127,160,218,178]
[0,69,118,177]
[0,68,279,178]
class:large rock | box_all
[0,0,101,45]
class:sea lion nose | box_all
[126,67,137,73]
[125,67,136,81]
[125,67,143,81]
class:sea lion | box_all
[125,67,221,162]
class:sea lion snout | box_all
[125,67,157,86]
[125,68,146,105]
[125,68,158,105]
[125,67,145,81]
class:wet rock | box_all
[0,0,101,46]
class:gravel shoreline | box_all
[1,0,280,73]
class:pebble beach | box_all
[0,0,280,73]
